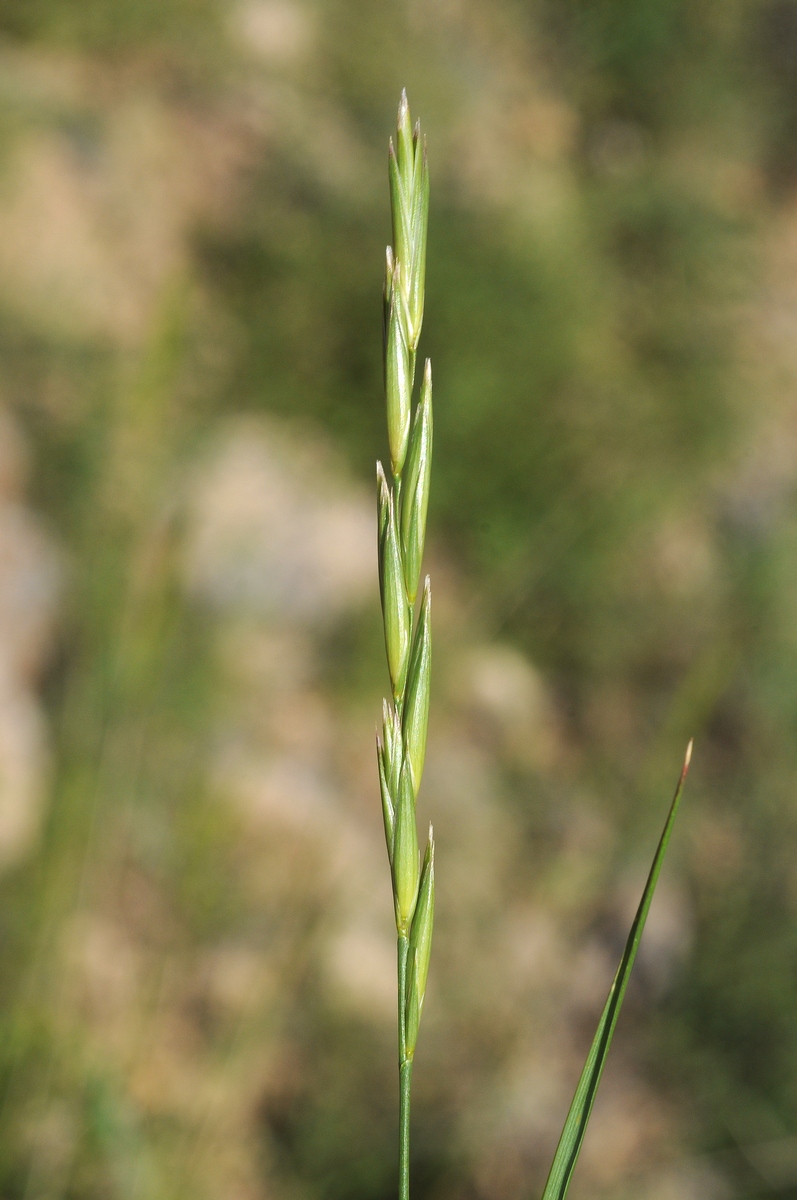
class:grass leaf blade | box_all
[540,740,693,1200]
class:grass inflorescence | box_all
[376,90,434,1200]
[377,92,692,1200]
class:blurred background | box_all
[1,2,797,1198]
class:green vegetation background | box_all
[0,1,797,1199]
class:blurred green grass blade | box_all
[540,740,693,1200]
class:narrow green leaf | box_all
[540,741,693,1200]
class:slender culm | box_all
[377,90,434,1200]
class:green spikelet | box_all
[405,829,435,1057]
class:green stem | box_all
[398,934,412,1200]
[399,1057,413,1200]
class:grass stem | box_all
[399,1057,413,1200]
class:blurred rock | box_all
[650,515,717,600]
[0,501,61,681]
[0,409,60,867]
[198,943,273,1019]
[324,921,396,1020]
[21,1102,78,1200]
[217,625,316,695]
[644,1162,733,1200]
[65,914,140,1026]
[0,67,249,347]
[578,1074,670,1184]
[183,420,373,625]
[219,750,340,837]
[0,666,50,867]
[455,643,564,771]
[233,0,314,63]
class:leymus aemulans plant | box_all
[376,93,694,1200]
[376,90,433,1200]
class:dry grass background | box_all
[0,4,796,1200]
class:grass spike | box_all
[377,92,433,1200]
